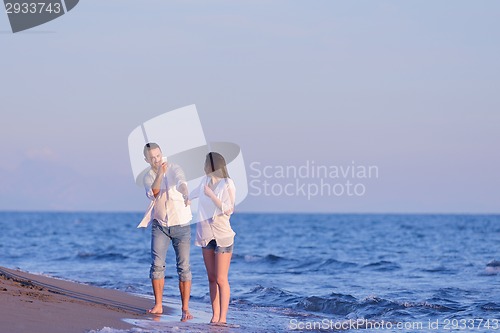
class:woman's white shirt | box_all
[191,176,236,247]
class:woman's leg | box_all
[202,247,220,322]
[215,252,232,323]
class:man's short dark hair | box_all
[143,142,161,157]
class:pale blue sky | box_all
[1,1,499,213]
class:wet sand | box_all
[0,266,285,333]
[0,266,162,333]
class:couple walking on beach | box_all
[141,143,236,324]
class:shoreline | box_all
[0,265,284,332]
[0,266,161,333]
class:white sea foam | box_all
[87,327,147,333]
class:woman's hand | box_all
[204,185,215,199]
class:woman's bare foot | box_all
[181,310,193,322]
[147,304,163,314]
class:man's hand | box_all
[157,162,167,175]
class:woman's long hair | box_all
[204,152,230,178]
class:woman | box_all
[190,152,236,325]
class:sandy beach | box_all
[0,266,159,333]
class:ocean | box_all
[1,212,499,332]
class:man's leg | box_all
[149,221,170,314]
[172,224,193,321]
[179,280,192,321]
[150,278,164,314]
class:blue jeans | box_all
[150,220,192,282]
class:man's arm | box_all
[145,163,167,199]
[177,183,189,198]
[151,172,163,198]
[178,183,190,206]
[152,163,167,198]
[172,164,190,206]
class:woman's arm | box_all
[204,185,222,209]
[222,180,236,215]
[205,179,235,215]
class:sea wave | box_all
[76,252,129,261]
[361,260,401,272]
[236,286,467,319]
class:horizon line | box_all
[0,209,499,216]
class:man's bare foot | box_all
[181,310,193,322]
[147,304,163,314]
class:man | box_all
[142,142,193,321]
